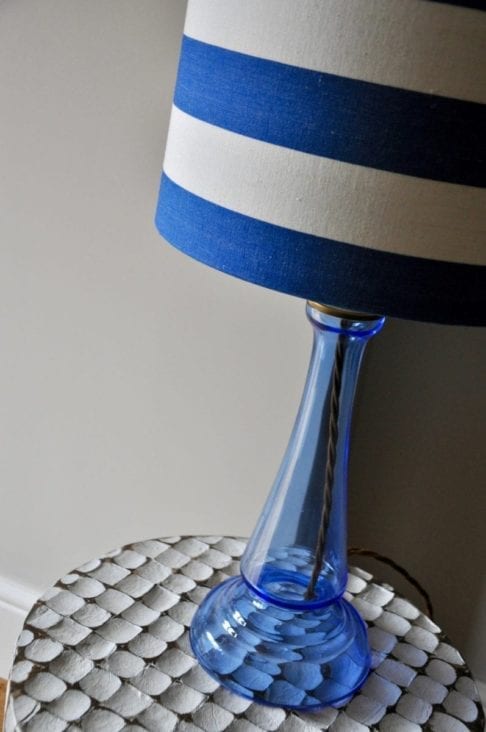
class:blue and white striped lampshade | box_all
[155,0,485,325]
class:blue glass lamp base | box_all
[190,576,370,710]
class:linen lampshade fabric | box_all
[155,0,486,325]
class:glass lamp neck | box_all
[240,303,385,609]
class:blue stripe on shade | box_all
[175,36,485,188]
[426,0,486,10]
[156,175,486,326]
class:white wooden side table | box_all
[5,536,484,731]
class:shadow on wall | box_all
[348,317,486,680]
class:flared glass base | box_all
[190,576,370,709]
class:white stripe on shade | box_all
[185,0,485,104]
[164,107,486,266]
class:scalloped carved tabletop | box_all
[5,536,484,731]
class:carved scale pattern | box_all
[5,536,484,731]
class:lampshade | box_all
[155,0,485,325]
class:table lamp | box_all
[155,0,485,710]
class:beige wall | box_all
[0,0,484,681]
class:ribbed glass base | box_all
[190,576,370,709]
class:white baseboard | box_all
[0,575,40,677]
[0,575,40,615]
